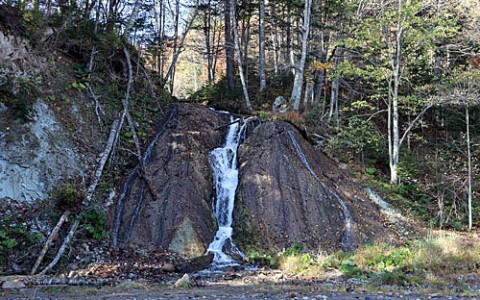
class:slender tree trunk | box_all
[203,0,214,84]
[225,0,236,90]
[212,13,221,82]
[328,48,340,121]
[258,0,266,92]
[466,104,473,230]
[291,0,312,112]
[231,0,252,112]
[242,14,251,84]
[163,2,200,85]
[303,80,314,106]
[270,3,279,76]
[390,14,403,184]
[387,82,395,183]
[169,0,181,92]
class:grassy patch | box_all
[271,232,480,287]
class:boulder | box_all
[2,280,25,289]
[173,274,191,289]
[272,96,288,113]
[112,104,229,259]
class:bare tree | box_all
[225,0,236,90]
[258,0,266,92]
[291,0,312,111]
[231,0,252,112]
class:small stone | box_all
[161,263,176,272]
[173,274,191,289]
[2,280,26,289]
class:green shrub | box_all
[50,183,84,213]
[0,216,44,266]
[304,104,324,127]
[0,77,39,122]
[281,243,304,256]
[247,252,277,267]
[82,210,108,240]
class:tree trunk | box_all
[328,48,340,122]
[391,32,401,184]
[291,0,312,112]
[163,2,200,85]
[231,0,252,112]
[203,0,214,84]
[258,0,266,92]
[270,3,279,76]
[225,0,236,90]
[466,104,473,230]
[242,12,251,84]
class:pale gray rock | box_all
[2,280,26,289]
[0,100,86,202]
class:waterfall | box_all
[207,116,248,267]
[287,130,355,251]
[207,115,259,267]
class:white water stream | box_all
[207,116,248,267]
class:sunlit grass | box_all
[412,231,480,274]
[273,231,480,285]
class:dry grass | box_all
[278,251,328,276]
[412,231,480,274]
[277,231,480,279]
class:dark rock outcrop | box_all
[112,104,229,259]
[113,105,396,260]
[234,121,394,253]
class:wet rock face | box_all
[234,122,343,253]
[113,104,228,259]
[234,121,391,253]
[115,107,394,259]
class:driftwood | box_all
[1,275,115,287]
[35,119,120,275]
[30,211,70,275]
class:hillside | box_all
[1,1,480,298]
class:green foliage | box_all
[190,77,244,112]
[50,183,84,213]
[74,64,91,81]
[22,9,47,46]
[390,182,431,220]
[370,270,412,286]
[339,258,363,277]
[304,104,324,127]
[247,252,278,267]
[0,216,44,266]
[356,244,412,272]
[82,210,108,240]
[68,81,86,91]
[281,243,304,256]
[0,76,39,122]
[326,117,385,162]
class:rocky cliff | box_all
[111,104,229,259]
[112,104,395,259]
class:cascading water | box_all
[207,116,248,267]
[287,130,355,251]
